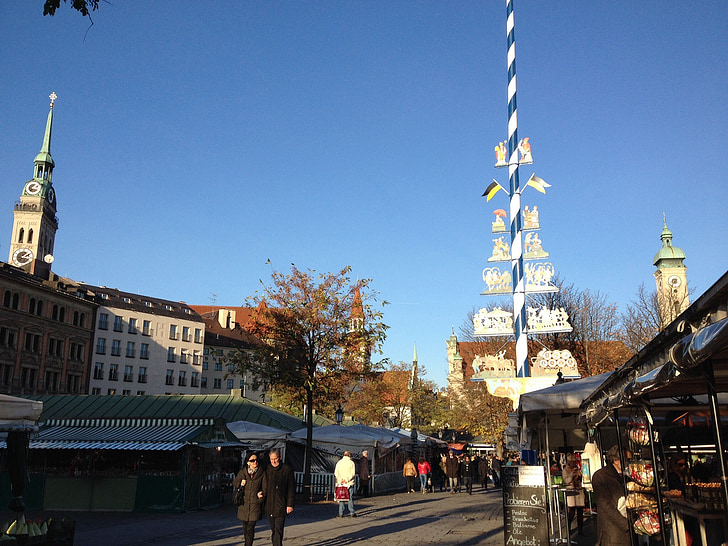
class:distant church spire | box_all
[653,215,688,328]
[9,92,60,279]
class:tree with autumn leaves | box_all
[227,265,387,496]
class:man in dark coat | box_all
[264,448,295,546]
[357,450,371,497]
[592,445,629,546]
[445,451,460,493]
[459,454,475,494]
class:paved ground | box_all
[1,486,599,545]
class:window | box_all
[194,328,202,343]
[126,341,135,358]
[167,347,175,362]
[0,327,17,348]
[113,316,123,332]
[202,361,208,370]
[73,311,79,326]
[122,390,131,396]
[140,343,149,359]
[58,307,65,322]
[124,365,133,382]
[79,313,86,328]
[29,298,37,315]
[227,379,234,390]
[107,388,116,395]
[128,318,137,334]
[111,339,121,357]
[136,391,145,395]
[100,293,109,300]
[201,377,208,388]
[169,324,178,340]
[142,320,151,336]
[178,371,186,387]
[93,362,104,380]
[24,333,41,353]
[67,374,80,394]
[96,338,106,354]
[182,326,190,342]
[70,343,84,361]
[122,297,131,304]
[138,367,147,383]
[165,370,174,386]
[239,379,245,389]
[35,300,43,316]
[180,349,188,364]
[191,372,199,387]
[92,387,101,395]
[193,350,201,365]
[227,363,235,372]
[215,362,223,372]
[48,338,64,358]
[109,364,118,381]
[213,378,222,389]
[20,367,37,389]
[45,371,59,392]
[144,301,152,308]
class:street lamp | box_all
[335,404,344,425]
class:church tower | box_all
[347,285,371,370]
[8,93,59,279]
[653,216,688,329]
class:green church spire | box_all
[33,92,56,180]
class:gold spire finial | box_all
[49,92,57,108]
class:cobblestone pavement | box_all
[2,485,599,545]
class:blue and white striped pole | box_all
[506,0,529,377]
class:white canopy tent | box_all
[288,424,409,458]
[0,394,42,432]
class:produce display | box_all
[628,462,655,487]
[0,515,48,540]
[632,509,661,535]
[0,515,74,544]
[627,419,650,446]
[626,492,657,509]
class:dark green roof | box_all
[22,394,332,432]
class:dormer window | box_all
[123,297,131,304]
[144,301,152,308]
[100,294,109,300]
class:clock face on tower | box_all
[25,181,41,196]
[668,275,682,288]
[12,248,34,267]
[47,187,55,204]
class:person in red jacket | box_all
[417,456,431,494]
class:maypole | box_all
[505,0,528,377]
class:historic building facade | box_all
[653,219,689,329]
[190,307,266,401]
[1,95,97,395]
[82,284,205,395]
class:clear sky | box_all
[2,2,726,389]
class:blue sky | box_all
[2,2,727,389]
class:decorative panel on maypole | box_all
[472,0,573,381]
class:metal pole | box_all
[614,409,636,546]
[703,360,728,537]
[505,0,528,377]
[644,407,669,545]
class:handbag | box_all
[233,486,245,506]
[334,485,350,501]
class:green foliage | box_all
[227,265,388,418]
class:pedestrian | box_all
[417,456,431,494]
[334,450,357,517]
[667,454,689,494]
[438,455,448,492]
[491,455,501,488]
[233,452,267,546]
[263,448,295,546]
[591,445,629,546]
[357,450,371,497]
[562,453,584,535]
[403,458,417,493]
[460,454,475,494]
[477,455,489,489]
[445,451,459,493]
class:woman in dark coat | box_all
[233,452,267,546]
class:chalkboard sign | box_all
[502,465,549,546]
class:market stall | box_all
[581,271,728,546]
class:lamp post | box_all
[335,404,344,425]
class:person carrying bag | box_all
[562,453,585,536]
